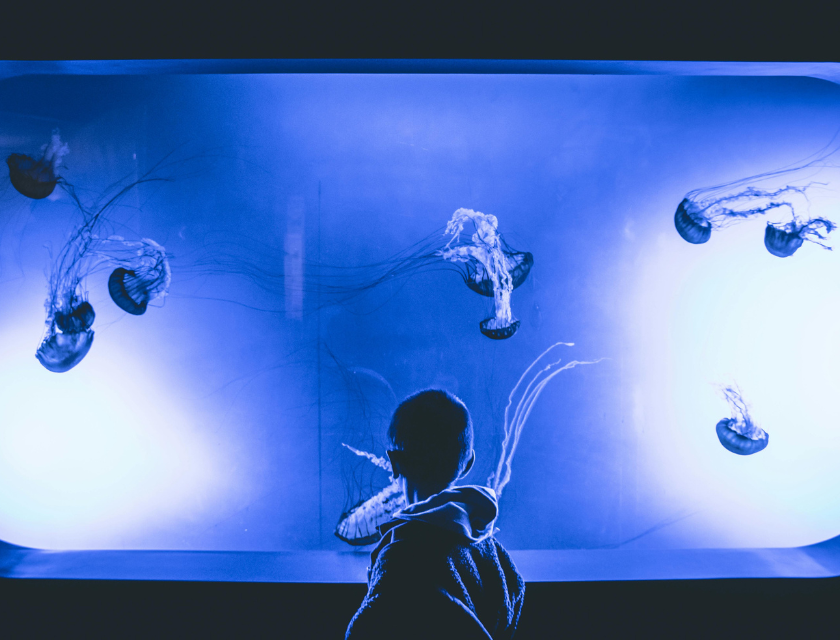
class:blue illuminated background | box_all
[1,71,839,553]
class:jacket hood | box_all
[389,484,499,543]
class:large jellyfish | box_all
[438,208,528,340]
[714,384,768,456]
[191,206,533,339]
[6,130,70,200]
[101,237,172,315]
[334,343,602,546]
[35,171,169,372]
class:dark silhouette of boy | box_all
[345,389,525,639]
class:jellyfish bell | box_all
[335,481,404,546]
[105,238,172,316]
[54,300,95,334]
[764,223,804,258]
[674,198,712,245]
[480,317,520,340]
[715,418,769,456]
[465,251,534,297]
[109,267,151,315]
[6,154,59,200]
[35,328,95,373]
[6,130,69,200]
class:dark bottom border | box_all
[3,577,840,638]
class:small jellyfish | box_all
[102,237,171,315]
[764,218,836,258]
[6,130,69,200]
[715,384,768,456]
[439,208,524,339]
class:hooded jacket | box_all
[345,485,525,640]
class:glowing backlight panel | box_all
[0,69,839,554]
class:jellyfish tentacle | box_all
[36,162,170,372]
[490,343,604,497]
[675,138,837,247]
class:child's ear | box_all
[386,450,404,479]
[458,449,476,479]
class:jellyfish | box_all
[35,168,170,372]
[36,222,100,373]
[101,237,171,315]
[674,184,815,245]
[334,343,603,546]
[335,444,405,546]
[438,208,527,340]
[674,134,840,246]
[764,217,836,257]
[6,130,70,200]
[714,384,768,456]
[190,206,532,339]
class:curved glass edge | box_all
[3,534,840,582]
[0,59,839,85]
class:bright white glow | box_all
[0,303,231,549]
[630,216,840,548]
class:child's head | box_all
[387,389,475,494]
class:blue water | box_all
[1,71,840,552]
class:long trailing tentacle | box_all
[490,342,604,497]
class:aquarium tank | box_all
[2,60,840,582]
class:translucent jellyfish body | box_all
[104,238,171,315]
[764,218,835,258]
[715,385,768,456]
[439,208,525,340]
[335,444,406,546]
[674,199,712,244]
[335,481,405,546]
[36,327,95,373]
[6,130,69,200]
[36,289,96,374]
